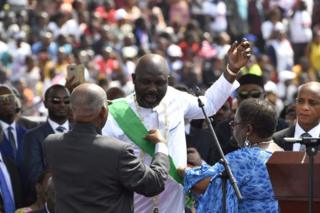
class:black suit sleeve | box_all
[3,157,23,208]
[118,145,169,197]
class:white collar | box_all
[294,122,320,138]
[0,120,16,131]
[45,203,50,213]
[48,118,69,132]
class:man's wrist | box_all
[223,64,239,82]
[226,64,238,76]
[155,142,168,155]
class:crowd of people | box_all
[0,0,319,117]
[0,0,320,212]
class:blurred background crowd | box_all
[0,0,319,118]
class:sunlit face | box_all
[237,84,264,104]
[0,87,16,123]
[45,88,71,121]
[133,72,168,108]
[296,85,320,130]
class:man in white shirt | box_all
[273,81,320,151]
[102,39,252,213]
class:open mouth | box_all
[144,94,157,103]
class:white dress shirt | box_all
[102,74,238,213]
[47,119,69,134]
[293,122,320,151]
[0,121,18,149]
[0,153,15,204]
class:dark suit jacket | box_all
[23,122,54,187]
[0,156,23,211]
[44,123,169,213]
[23,121,54,203]
[0,124,27,165]
[273,125,296,151]
[17,116,40,130]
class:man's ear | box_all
[99,106,108,121]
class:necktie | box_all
[7,127,16,154]
[56,126,66,133]
[300,132,312,151]
[0,165,15,213]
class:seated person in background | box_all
[15,171,51,213]
[181,98,283,213]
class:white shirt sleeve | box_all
[182,74,239,120]
[155,143,169,155]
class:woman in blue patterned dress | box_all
[182,98,283,213]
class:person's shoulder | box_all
[94,135,130,150]
[24,122,50,135]
[273,125,293,139]
[44,133,63,145]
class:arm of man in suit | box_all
[119,130,170,197]
[23,132,44,188]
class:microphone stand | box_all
[284,137,320,213]
[195,90,242,212]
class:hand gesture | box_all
[144,129,166,145]
[227,39,252,72]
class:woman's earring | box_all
[244,136,251,147]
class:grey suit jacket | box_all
[44,123,169,213]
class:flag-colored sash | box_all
[108,99,183,184]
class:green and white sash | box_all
[108,98,183,184]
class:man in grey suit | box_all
[44,83,169,213]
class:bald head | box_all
[71,83,107,122]
[133,54,169,108]
[135,54,169,77]
[298,81,320,93]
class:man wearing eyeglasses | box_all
[214,73,288,160]
[273,82,320,151]
[23,84,71,204]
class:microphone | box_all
[283,137,302,143]
[284,137,320,144]
[193,86,202,97]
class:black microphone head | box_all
[193,86,202,97]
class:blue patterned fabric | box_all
[184,147,279,213]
